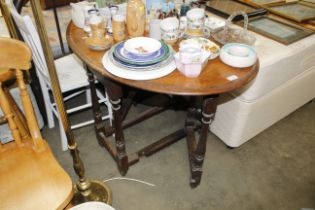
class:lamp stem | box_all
[28,0,111,205]
[0,0,18,38]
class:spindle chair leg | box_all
[0,83,23,145]
[0,116,7,125]
[5,88,30,140]
[15,69,44,150]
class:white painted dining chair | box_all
[7,1,113,151]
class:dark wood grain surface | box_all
[66,21,259,96]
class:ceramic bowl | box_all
[219,43,257,68]
[69,201,116,210]
[123,37,162,57]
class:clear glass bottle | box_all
[88,10,106,40]
[126,0,146,37]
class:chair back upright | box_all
[0,37,44,150]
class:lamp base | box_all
[71,180,112,206]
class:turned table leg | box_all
[86,67,129,174]
[110,96,129,175]
[186,95,218,188]
[86,67,106,147]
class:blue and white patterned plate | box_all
[113,42,169,65]
[109,50,174,71]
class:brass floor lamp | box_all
[0,0,112,205]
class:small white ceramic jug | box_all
[71,1,91,28]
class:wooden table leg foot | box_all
[190,176,201,188]
[190,164,202,187]
[117,156,128,176]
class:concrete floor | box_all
[43,99,315,210]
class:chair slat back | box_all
[6,1,51,81]
[0,38,44,149]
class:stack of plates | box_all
[102,37,176,80]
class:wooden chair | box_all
[6,0,113,151]
[0,37,73,210]
[0,68,30,142]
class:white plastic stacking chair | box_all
[7,1,113,151]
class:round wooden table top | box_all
[66,22,259,96]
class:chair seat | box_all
[0,140,73,210]
[54,54,89,93]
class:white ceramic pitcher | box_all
[71,1,93,28]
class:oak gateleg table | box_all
[66,22,259,187]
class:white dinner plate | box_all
[102,52,176,80]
